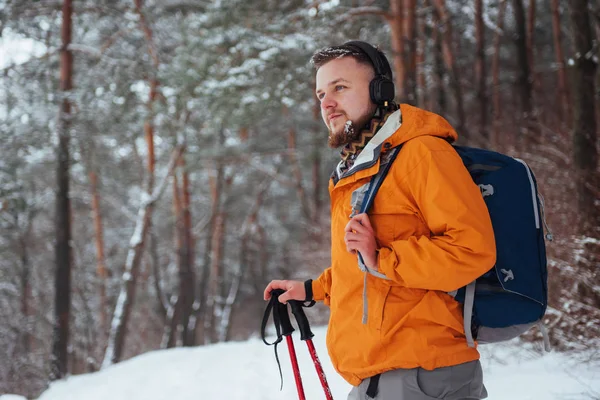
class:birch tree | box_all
[102,147,183,367]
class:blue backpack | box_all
[354,144,552,350]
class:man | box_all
[264,41,496,400]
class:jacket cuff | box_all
[311,277,327,302]
[377,246,406,286]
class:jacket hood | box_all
[389,103,458,146]
[337,104,458,178]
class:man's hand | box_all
[344,213,379,270]
[263,280,306,304]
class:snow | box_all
[32,326,600,400]
[128,206,147,247]
[0,30,47,68]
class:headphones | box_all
[343,41,395,106]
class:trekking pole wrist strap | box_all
[303,279,316,307]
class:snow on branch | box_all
[341,6,391,22]
[146,145,185,205]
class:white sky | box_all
[1,326,594,400]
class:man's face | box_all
[315,57,376,148]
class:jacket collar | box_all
[334,108,402,180]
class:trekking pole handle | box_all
[271,289,295,336]
[289,301,314,341]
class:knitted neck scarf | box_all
[340,102,399,165]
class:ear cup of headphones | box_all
[343,40,396,105]
[370,76,395,105]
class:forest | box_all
[0,0,598,398]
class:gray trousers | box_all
[347,360,488,400]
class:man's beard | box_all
[327,110,374,149]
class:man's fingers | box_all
[345,219,368,234]
[278,292,290,304]
[353,213,373,231]
[345,237,362,252]
[263,283,272,300]
[277,283,303,304]
[264,280,306,303]
[345,232,364,253]
[263,280,285,300]
[344,231,361,241]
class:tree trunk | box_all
[204,130,226,344]
[431,3,447,116]
[197,166,221,344]
[527,0,536,90]
[171,173,184,347]
[224,237,248,342]
[102,0,163,366]
[432,0,467,139]
[51,0,73,380]
[103,91,156,367]
[160,297,177,349]
[150,230,168,319]
[90,171,107,334]
[205,208,226,344]
[416,8,427,108]
[475,0,488,142]
[551,0,572,123]
[180,155,195,346]
[287,127,311,221]
[312,95,322,222]
[220,172,271,342]
[102,147,183,367]
[283,106,311,221]
[19,234,31,353]
[512,0,534,145]
[389,0,406,101]
[218,250,244,343]
[492,0,507,148]
[102,196,152,366]
[404,0,418,104]
[569,0,599,237]
[166,296,181,348]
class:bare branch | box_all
[339,6,391,23]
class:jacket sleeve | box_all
[377,142,496,292]
[312,267,332,306]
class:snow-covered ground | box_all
[5,326,599,400]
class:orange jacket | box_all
[312,104,496,386]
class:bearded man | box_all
[264,41,496,400]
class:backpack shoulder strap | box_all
[351,146,402,285]
[350,145,402,217]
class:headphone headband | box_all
[343,41,392,80]
[342,40,395,105]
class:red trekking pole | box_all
[279,302,306,400]
[262,290,306,400]
[290,300,334,400]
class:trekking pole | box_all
[281,313,306,400]
[289,300,334,400]
[262,289,306,400]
